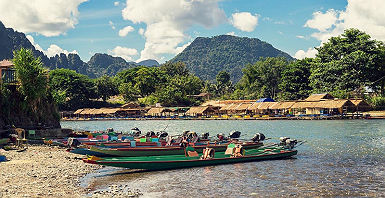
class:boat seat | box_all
[200,148,215,160]
[231,145,244,158]
[187,151,199,157]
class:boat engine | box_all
[131,127,141,136]
[157,131,168,138]
[217,133,225,141]
[201,132,209,139]
[146,131,156,137]
[252,133,265,142]
[279,137,298,149]
[67,137,81,148]
[106,128,114,132]
[229,131,241,139]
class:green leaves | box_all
[13,48,48,103]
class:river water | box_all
[61,120,385,197]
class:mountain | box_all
[0,21,159,78]
[170,35,294,82]
[137,59,160,67]
[0,21,51,66]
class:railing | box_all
[1,69,17,84]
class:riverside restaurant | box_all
[64,93,372,120]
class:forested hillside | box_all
[170,35,294,82]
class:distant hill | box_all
[170,35,294,82]
[0,21,159,78]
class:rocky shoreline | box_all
[0,145,100,197]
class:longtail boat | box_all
[87,142,263,157]
[83,146,297,170]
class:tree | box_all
[49,68,97,110]
[236,57,288,99]
[215,71,234,98]
[118,82,139,102]
[279,58,312,100]
[155,75,203,106]
[134,67,166,97]
[13,48,48,113]
[310,28,385,96]
[160,61,189,76]
[95,75,118,101]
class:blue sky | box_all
[3,0,383,63]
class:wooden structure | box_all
[350,99,371,112]
[0,60,17,84]
[305,93,334,101]
[186,106,217,117]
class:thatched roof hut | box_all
[305,93,334,101]
[146,107,165,116]
[350,99,371,111]
[270,101,296,110]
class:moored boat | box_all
[83,145,297,170]
[87,141,263,157]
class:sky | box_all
[0,0,384,64]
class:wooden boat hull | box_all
[68,148,114,157]
[84,147,297,170]
[89,142,263,157]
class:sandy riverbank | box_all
[0,145,100,197]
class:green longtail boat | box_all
[83,146,297,170]
[88,142,263,157]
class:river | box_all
[61,120,385,197]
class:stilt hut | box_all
[186,106,217,117]
[146,107,166,117]
[349,99,371,112]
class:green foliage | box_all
[160,61,189,76]
[13,48,48,108]
[235,57,288,99]
[214,71,234,99]
[118,82,139,102]
[310,28,385,96]
[155,75,203,106]
[278,58,312,100]
[368,96,385,110]
[170,35,293,82]
[138,95,158,106]
[134,67,165,96]
[95,75,118,101]
[49,68,97,110]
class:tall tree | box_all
[279,58,312,100]
[13,48,48,114]
[49,68,97,110]
[236,57,288,99]
[310,28,385,96]
[95,75,118,101]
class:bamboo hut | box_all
[186,106,216,117]
[350,99,371,112]
[234,103,253,115]
[291,99,354,115]
[248,102,278,115]
[270,101,297,115]
[146,107,166,117]
[305,93,334,101]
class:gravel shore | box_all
[0,145,100,197]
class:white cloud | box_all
[296,35,305,39]
[45,45,78,57]
[114,1,120,6]
[230,12,259,32]
[108,46,138,61]
[138,28,145,36]
[304,9,338,32]
[0,0,87,37]
[118,25,134,37]
[26,35,44,52]
[304,0,385,43]
[109,21,116,30]
[226,32,236,36]
[121,0,226,61]
[294,47,317,59]
[26,35,77,57]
